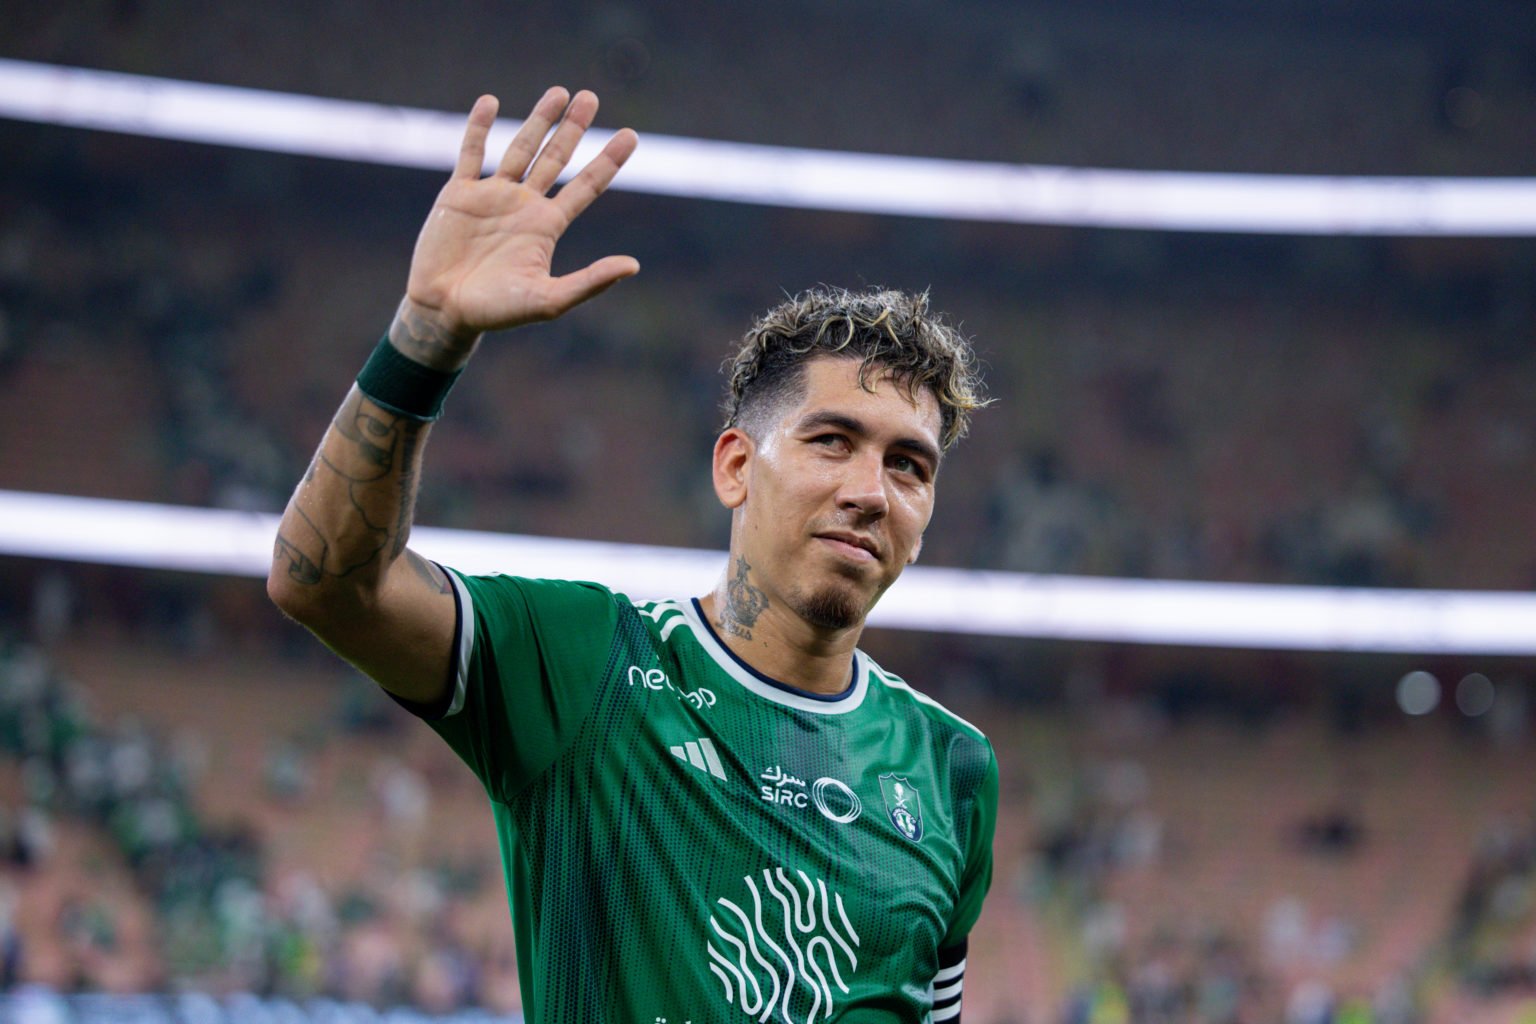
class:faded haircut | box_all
[722,287,990,452]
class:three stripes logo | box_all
[670,737,727,781]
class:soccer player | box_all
[268,87,998,1024]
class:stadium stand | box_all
[3,616,1534,1021]
[4,1,1536,1021]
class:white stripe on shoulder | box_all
[636,599,685,622]
[931,1001,962,1021]
[444,568,474,718]
[632,598,689,641]
[933,958,967,984]
[934,977,963,1000]
[866,662,985,739]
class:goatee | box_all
[794,585,863,630]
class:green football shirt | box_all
[417,569,998,1024]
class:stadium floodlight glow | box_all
[4,489,1536,654]
[2,59,1535,236]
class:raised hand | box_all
[395,88,639,362]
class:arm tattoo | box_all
[718,556,769,640]
[391,422,422,558]
[336,412,395,471]
[388,303,478,369]
[274,533,322,585]
[273,390,428,586]
[333,391,413,480]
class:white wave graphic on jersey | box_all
[706,866,861,1024]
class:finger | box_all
[525,89,599,193]
[453,95,499,180]
[554,128,638,221]
[496,86,571,181]
[539,255,641,318]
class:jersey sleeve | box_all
[413,569,620,803]
[930,939,968,1022]
[943,738,999,947]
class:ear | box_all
[712,427,753,510]
[907,533,923,565]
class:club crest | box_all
[878,773,924,842]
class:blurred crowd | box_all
[0,2,1533,596]
[4,615,1536,1023]
[2,145,1534,591]
[4,1,1536,1022]
[0,633,520,1014]
[7,0,1536,175]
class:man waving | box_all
[269,87,997,1024]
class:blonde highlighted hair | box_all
[722,287,990,451]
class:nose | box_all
[836,451,888,519]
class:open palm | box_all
[406,88,639,339]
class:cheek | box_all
[896,488,935,532]
[742,464,820,534]
[767,456,841,506]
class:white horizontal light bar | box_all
[3,490,1534,654]
[2,59,1534,236]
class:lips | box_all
[815,532,880,561]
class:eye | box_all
[810,433,847,449]
[889,454,929,480]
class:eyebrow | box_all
[794,410,942,470]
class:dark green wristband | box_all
[355,334,462,421]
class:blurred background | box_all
[2,1,1536,1021]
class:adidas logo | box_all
[670,738,727,780]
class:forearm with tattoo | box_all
[274,387,440,590]
[388,299,482,372]
[272,300,478,597]
[268,86,635,694]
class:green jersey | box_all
[418,569,998,1024]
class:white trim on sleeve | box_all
[444,568,474,717]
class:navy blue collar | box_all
[690,598,857,702]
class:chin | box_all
[790,583,866,631]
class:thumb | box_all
[544,255,641,314]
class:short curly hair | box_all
[722,287,989,452]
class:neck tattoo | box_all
[719,556,769,640]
